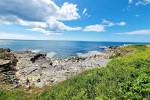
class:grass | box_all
[0,45,150,100]
[0,88,27,100]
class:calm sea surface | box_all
[0,40,148,58]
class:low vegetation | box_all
[0,45,150,100]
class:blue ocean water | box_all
[0,40,148,58]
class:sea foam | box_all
[31,49,41,53]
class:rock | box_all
[49,62,53,66]
[0,49,18,84]
[37,79,41,82]
[30,54,46,63]
[107,46,119,49]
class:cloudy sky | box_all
[0,0,150,42]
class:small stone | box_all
[37,79,41,82]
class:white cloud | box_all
[129,0,150,6]
[82,8,91,17]
[82,19,126,32]
[28,28,62,35]
[0,0,81,34]
[56,2,80,20]
[0,0,80,21]
[0,0,57,22]
[28,19,82,35]
[83,24,105,32]
[135,0,150,6]
[83,9,87,15]
[102,19,126,27]
[102,19,114,27]
[116,30,150,35]
[129,0,133,4]
[117,22,126,26]
[82,8,88,16]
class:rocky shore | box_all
[0,46,126,88]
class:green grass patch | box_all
[0,89,27,100]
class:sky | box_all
[0,0,150,42]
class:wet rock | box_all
[30,54,46,63]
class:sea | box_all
[0,39,148,59]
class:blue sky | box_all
[0,0,150,42]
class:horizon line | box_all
[0,39,150,43]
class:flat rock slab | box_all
[0,60,11,65]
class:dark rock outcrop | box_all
[30,54,46,63]
[0,48,18,84]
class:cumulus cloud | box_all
[56,2,80,20]
[83,24,105,32]
[0,0,57,22]
[29,19,82,35]
[0,15,47,28]
[116,30,150,35]
[0,0,81,35]
[83,19,126,32]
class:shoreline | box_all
[0,45,127,88]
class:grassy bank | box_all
[0,45,150,100]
